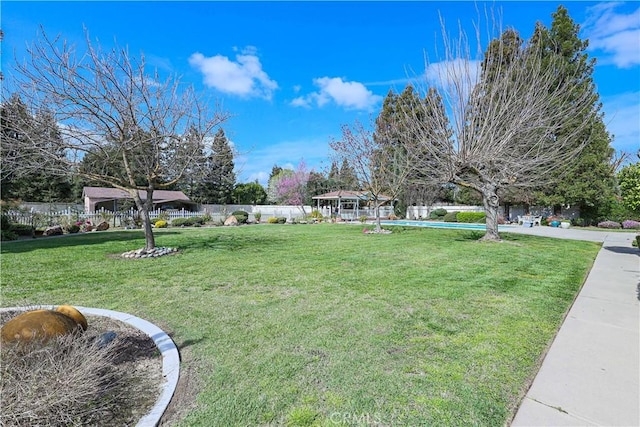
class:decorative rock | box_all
[96,331,117,349]
[55,305,88,331]
[121,247,178,259]
[96,221,110,231]
[224,215,238,226]
[1,305,87,343]
[43,225,63,236]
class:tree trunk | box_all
[480,184,501,242]
[374,201,382,232]
[131,190,156,251]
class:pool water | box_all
[381,220,511,230]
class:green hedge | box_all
[11,224,34,236]
[232,210,249,224]
[171,216,205,227]
[429,208,448,219]
[457,212,486,223]
[443,211,460,222]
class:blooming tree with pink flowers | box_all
[273,160,310,216]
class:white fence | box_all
[7,204,385,227]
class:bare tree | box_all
[330,120,412,232]
[402,20,598,241]
[4,27,228,251]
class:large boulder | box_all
[224,215,239,226]
[1,306,87,343]
[96,221,110,231]
[43,225,63,236]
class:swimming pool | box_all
[380,220,512,231]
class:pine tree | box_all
[197,128,236,204]
[327,161,340,190]
[338,159,358,190]
[1,94,73,202]
[373,85,450,215]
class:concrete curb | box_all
[0,306,179,427]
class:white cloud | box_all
[188,47,278,99]
[290,96,311,108]
[425,59,481,90]
[421,59,481,110]
[601,91,640,155]
[582,3,640,68]
[290,77,382,110]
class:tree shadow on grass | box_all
[178,233,288,253]
[453,231,486,241]
[0,231,181,254]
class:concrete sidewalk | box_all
[507,228,639,426]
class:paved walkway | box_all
[504,227,639,426]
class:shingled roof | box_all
[82,187,192,203]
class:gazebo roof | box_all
[311,190,393,201]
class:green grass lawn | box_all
[1,224,601,426]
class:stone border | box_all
[0,306,179,427]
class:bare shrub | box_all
[0,312,161,426]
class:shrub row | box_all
[456,212,486,223]
[621,219,640,230]
[171,216,206,227]
[595,220,640,230]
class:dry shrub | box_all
[1,311,161,426]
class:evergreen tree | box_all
[338,159,359,190]
[327,161,341,190]
[529,6,616,223]
[306,171,330,200]
[374,85,450,215]
[196,128,236,204]
[617,161,640,215]
[269,165,283,182]
[233,182,267,205]
[1,94,73,202]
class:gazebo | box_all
[311,190,394,220]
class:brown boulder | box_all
[54,305,88,331]
[1,306,87,343]
[96,221,109,231]
[224,215,239,226]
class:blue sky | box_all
[2,1,639,185]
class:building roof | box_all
[311,190,393,201]
[82,187,192,203]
